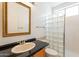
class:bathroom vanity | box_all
[0,38,49,57]
[0,3,49,57]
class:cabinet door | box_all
[33,48,45,57]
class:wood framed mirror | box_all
[2,2,31,37]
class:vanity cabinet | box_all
[0,40,48,57]
[33,48,45,57]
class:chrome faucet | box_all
[17,40,26,45]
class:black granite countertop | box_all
[0,39,49,57]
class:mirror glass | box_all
[3,2,31,37]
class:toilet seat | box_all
[45,48,58,56]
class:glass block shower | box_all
[46,10,65,57]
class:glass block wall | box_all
[46,10,65,57]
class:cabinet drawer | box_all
[33,48,45,57]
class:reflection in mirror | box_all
[3,2,31,37]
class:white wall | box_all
[0,2,52,45]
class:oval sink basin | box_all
[11,42,36,54]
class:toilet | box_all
[45,48,58,57]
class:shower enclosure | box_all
[45,3,79,57]
[45,10,65,57]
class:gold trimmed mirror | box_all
[2,2,31,37]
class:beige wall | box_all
[0,2,51,45]
[0,3,2,36]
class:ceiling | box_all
[32,2,63,8]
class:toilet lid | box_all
[45,48,58,55]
